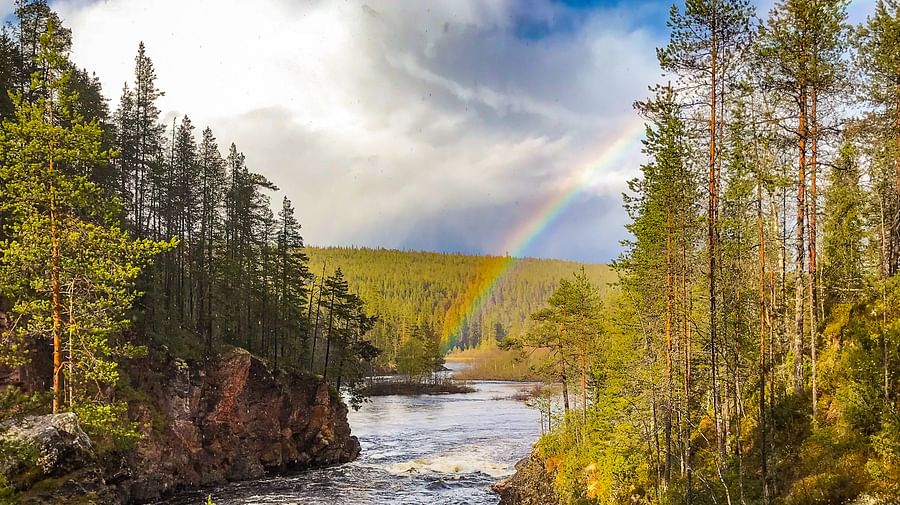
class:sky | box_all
[0,0,879,262]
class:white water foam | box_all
[387,454,511,478]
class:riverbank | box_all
[446,348,544,381]
[492,450,560,505]
[164,379,542,504]
[359,380,475,396]
[1,347,359,504]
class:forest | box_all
[306,246,613,366]
[0,1,382,437]
[520,0,900,503]
[6,0,900,503]
[0,0,612,439]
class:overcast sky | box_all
[1,0,878,262]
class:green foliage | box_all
[512,269,604,396]
[822,139,867,309]
[72,400,140,452]
[395,322,442,377]
[307,247,615,366]
[0,387,48,420]
[0,19,170,426]
[868,412,900,496]
[0,475,15,503]
[449,347,544,381]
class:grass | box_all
[359,378,475,396]
[447,347,546,381]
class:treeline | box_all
[0,1,380,433]
[529,1,900,503]
[306,246,614,367]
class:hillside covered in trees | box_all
[306,246,614,366]
[511,0,900,504]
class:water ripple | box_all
[164,380,541,505]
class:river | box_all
[167,371,541,505]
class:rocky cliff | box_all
[1,347,360,504]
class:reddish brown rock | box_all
[0,308,358,505]
[118,347,360,503]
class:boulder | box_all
[0,413,120,504]
[0,413,95,481]
[492,450,560,505]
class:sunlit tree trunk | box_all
[758,169,770,503]
[809,85,819,417]
[48,93,62,414]
[708,10,724,457]
[794,84,807,396]
[665,211,673,485]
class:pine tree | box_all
[0,22,170,419]
[658,0,755,463]
[627,84,699,493]
[858,0,900,276]
[757,0,848,415]
[129,42,164,238]
[822,139,867,308]
[197,127,225,352]
[276,196,309,366]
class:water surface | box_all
[167,375,540,505]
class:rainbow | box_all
[441,119,646,348]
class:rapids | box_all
[165,369,541,505]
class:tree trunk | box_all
[323,290,336,380]
[892,94,900,276]
[309,264,327,369]
[652,387,661,498]
[758,149,770,504]
[682,215,693,504]
[49,114,62,414]
[206,220,214,354]
[708,14,723,457]
[580,346,587,421]
[686,279,694,504]
[809,86,819,417]
[67,283,75,409]
[665,213,673,485]
[793,85,807,396]
[880,195,890,403]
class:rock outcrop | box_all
[492,450,560,505]
[118,348,359,502]
[0,413,118,504]
[1,413,94,478]
[0,347,360,504]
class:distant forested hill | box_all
[306,247,615,363]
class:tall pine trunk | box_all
[809,86,819,417]
[50,146,62,414]
[708,16,724,457]
[793,84,807,396]
[665,212,674,485]
[757,121,770,505]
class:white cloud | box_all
[53,0,662,262]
